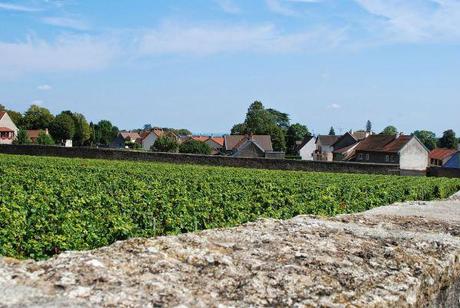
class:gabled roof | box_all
[354,135,413,153]
[231,139,266,157]
[0,111,5,120]
[224,135,273,152]
[430,148,457,161]
[297,135,314,151]
[140,129,165,140]
[27,129,45,139]
[352,131,370,141]
[120,132,141,140]
[317,135,339,146]
[331,132,356,147]
[208,137,224,146]
[191,136,210,142]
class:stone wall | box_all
[0,144,401,175]
[429,167,460,178]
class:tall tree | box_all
[366,120,372,133]
[267,108,290,130]
[94,120,117,145]
[413,130,437,150]
[21,105,54,129]
[439,129,458,149]
[13,128,31,145]
[152,135,179,152]
[50,113,75,144]
[381,126,398,135]
[328,127,336,136]
[72,113,91,146]
[231,123,247,135]
[286,123,310,154]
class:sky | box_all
[0,0,459,135]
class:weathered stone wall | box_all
[1,197,460,307]
[0,144,401,175]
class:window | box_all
[390,155,395,163]
[358,153,363,160]
[365,154,370,161]
[385,155,390,162]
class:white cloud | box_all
[0,35,119,76]
[42,17,89,31]
[354,0,460,43]
[0,2,41,12]
[37,84,52,91]
[214,0,240,14]
[328,103,341,109]
[139,22,346,56]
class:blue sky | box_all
[0,0,459,135]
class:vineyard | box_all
[1,154,460,260]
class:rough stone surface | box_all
[1,198,460,307]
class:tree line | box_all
[0,104,119,146]
[232,101,459,153]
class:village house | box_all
[223,134,284,159]
[205,137,224,155]
[429,148,457,167]
[297,136,315,161]
[0,111,18,144]
[112,131,142,149]
[27,129,50,144]
[313,135,339,161]
[140,129,165,151]
[347,134,429,171]
[332,131,370,161]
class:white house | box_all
[0,111,18,145]
[140,129,165,151]
[297,136,316,161]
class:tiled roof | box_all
[27,130,42,139]
[224,135,273,152]
[352,131,369,140]
[120,132,141,140]
[0,127,14,132]
[317,135,339,146]
[355,135,412,153]
[430,148,457,161]
[209,137,224,146]
[191,136,210,142]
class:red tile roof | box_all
[27,130,42,139]
[120,132,141,141]
[191,136,210,142]
[208,137,224,146]
[355,135,413,153]
[430,148,457,161]
[0,127,14,132]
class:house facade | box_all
[224,134,283,158]
[313,135,339,161]
[0,111,18,145]
[140,129,165,151]
[349,134,429,171]
[297,136,315,161]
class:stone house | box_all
[348,134,429,171]
[112,131,142,149]
[0,111,18,145]
[313,135,339,161]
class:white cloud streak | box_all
[41,17,89,30]
[0,2,41,12]
[37,84,52,91]
[139,22,346,56]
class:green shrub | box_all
[0,154,459,260]
[179,139,212,155]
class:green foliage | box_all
[286,123,310,154]
[50,113,75,143]
[0,155,459,260]
[179,139,212,155]
[329,126,336,136]
[71,113,91,146]
[231,123,247,135]
[13,128,31,145]
[413,130,437,150]
[152,135,179,152]
[366,120,372,133]
[267,108,290,130]
[381,126,398,135]
[35,131,54,145]
[94,120,118,146]
[439,129,458,149]
[21,105,54,130]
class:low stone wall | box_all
[0,144,401,175]
[429,167,460,178]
